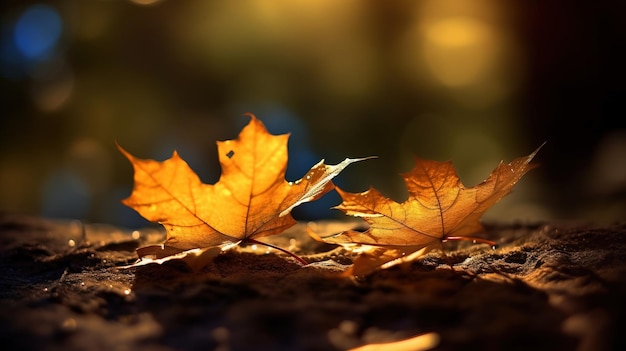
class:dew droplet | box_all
[288,181,293,186]
[251,244,257,251]
[68,239,76,247]
[491,245,497,250]
[131,231,140,240]
[124,289,131,295]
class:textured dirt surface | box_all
[1,213,625,351]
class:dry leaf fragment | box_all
[348,332,440,351]
[119,113,370,264]
[312,144,544,276]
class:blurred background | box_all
[1,0,624,229]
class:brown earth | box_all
[1,213,625,351]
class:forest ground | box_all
[1,213,625,351]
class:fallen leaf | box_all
[311,144,544,276]
[348,332,440,351]
[119,113,370,265]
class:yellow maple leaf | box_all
[311,144,544,276]
[119,113,369,264]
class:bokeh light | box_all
[14,4,62,60]
[0,1,623,227]
[423,17,495,87]
[129,0,163,6]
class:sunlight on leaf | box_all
[311,143,544,276]
[119,113,370,265]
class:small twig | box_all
[443,236,497,248]
[47,268,69,294]
[245,238,308,265]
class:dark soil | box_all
[1,213,625,351]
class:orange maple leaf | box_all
[310,144,544,276]
[119,113,369,264]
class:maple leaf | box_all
[119,113,370,264]
[310,144,544,276]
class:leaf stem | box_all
[443,236,497,248]
[245,238,308,265]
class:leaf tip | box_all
[349,155,378,162]
[339,156,378,169]
[241,112,257,120]
[529,141,547,160]
[116,142,132,159]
